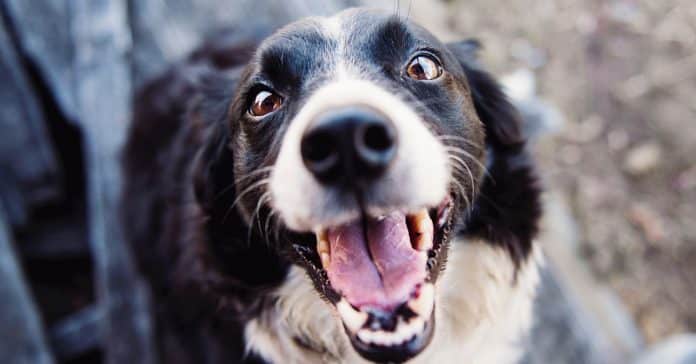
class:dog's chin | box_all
[347,309,436,363]
[291,196,455,363]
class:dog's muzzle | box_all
[270,79,452,363]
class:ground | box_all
[440,0,696,343]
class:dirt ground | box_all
[439,0,696,344]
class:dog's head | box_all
[197,8,523,363]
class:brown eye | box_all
[406,55,442,81]
[249,90,283,117]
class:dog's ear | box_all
[189,74,238,214]
[447,40,524,147]
[192,124,234,214]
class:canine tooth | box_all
[316,230,330,268]
[320,252,331,269]
[316,230,329,253]
[337,299,368,333]
[408,209,433,251]
[414,233,433,252]
[408,283,435,318]
[400,319,414,339]
[410,317,425,334]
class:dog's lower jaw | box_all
[244,239,543,364]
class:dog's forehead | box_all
[255,9,440,82]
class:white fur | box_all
[270,78,450,232]
[245,240,543,364]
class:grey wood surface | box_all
[49,305,103,361]
[0,11,60,229]
[1,0,77,122]
[71,1,156,363]
[0,207,55,364]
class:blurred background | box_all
[0,0,694,363]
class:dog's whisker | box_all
[233,166,275,184]
[447,154,477,205]
[263,208,278,244]
[448,170,471,210]
[212,167,274,203]
[449,167,474,209]
[444,146,493,181]
[246,191,271,246]
[222,178,270,223]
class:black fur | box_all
[448,40,542,268]
[122,13,540,364]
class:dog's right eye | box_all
[249,90,283,117]
[405,54,442,81]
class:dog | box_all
[122,8,542,364]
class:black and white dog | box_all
[123,8,542,364]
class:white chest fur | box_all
[245,239,543,364]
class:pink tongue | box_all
[325,212,427,310]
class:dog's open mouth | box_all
[293,197,454,363]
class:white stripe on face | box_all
[270,77,449,231]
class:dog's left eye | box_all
[249,90,283,117]
[406,55,442,81]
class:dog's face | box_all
[227,9,486,363]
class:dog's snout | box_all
[300,107,397,185]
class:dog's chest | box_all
[244,240,542,364]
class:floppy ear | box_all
[192,124,235,215]
[447,40,524,148]
[188,73,239,216]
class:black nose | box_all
[301,107,397,185]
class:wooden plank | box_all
[1,0,77,121]
[18,211,88,259]
[0,11,60,228]
[49,305,102,361]
[0,207,55,364]
[71,0,156,363]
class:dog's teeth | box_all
[320,252,331,269]
[408,283,435,318]
[316,230,329,253]
[408,209,433,251]
[410,317,425,335]
[357,329,373,344]
[414,232,433,252]
[372,331,389,346]
[356,318,425,347]
[316,230,330,268]
[337,299,368,333]
[393,322,409,343]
